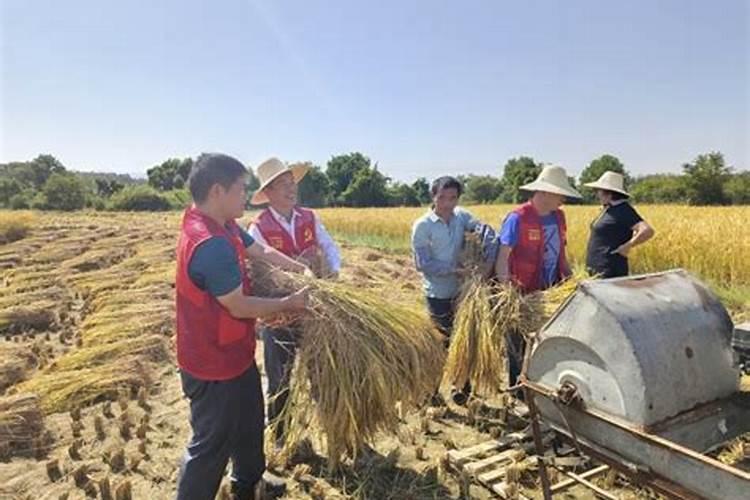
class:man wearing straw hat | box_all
[176,153,312,500]
[583,171,655,278]
[248,157,341,441]
[494,165,581,392]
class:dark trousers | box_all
[261,326,298,440]
[176,365,265,500]
[507,331,526,391]
[426,297,456,345]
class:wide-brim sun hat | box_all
[520,165,582,199]
[583,171,630,197]
[250,157,309,205]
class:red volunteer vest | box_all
[175,206,256,380]
[254,207,318,258]
[507,202,570,293]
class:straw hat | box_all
[583,171,630,197]
[250,157,309,205]
[520,165,582,199]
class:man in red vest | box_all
[176,153,313,500]
[494,165,582,391]
[248,157,341,442]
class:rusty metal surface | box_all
[524,379,750,500]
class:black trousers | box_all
[176,365,265,500]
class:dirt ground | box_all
[0,213,747,500]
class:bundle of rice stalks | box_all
[717,433,750,470]
[444,278,542,395]
[0,346,38,391]
[459,225,496,280]
[0,286,68,310]
[531,268,592,321]
[53,335,168,371]
[254,266,445,465]
[0,393,45,459]
[0,305,58,335]
[444,266,591,396]
[14,359,149,414]
[64,247,134,273]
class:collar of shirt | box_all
[606,199,629,208]
[427,209,456,224]
[269,206,298,225]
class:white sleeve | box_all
[248,223,267,246]
[314,215,341,273]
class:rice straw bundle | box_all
[531,268,592,321]
[252,265,445,465]
[444,278,541,395]
[53,335,168,371]
[0,346,38,391]
[0,305,58,335]
[0,393,45,459]
[14,359,149,414]
[717,433,750,469]
[445,267,591,396]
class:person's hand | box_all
[302,267,316,279]
[610,242,632,257]
[455,266,471,277]
[284,286,310,311]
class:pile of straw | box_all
[444,278,542,395]
[445,266,591,396]
[14,359,149,414]
[0,305,58,335]
[0,393,45,459]
[252,264,445,465]
[0,346,38,392]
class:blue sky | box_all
[1,0,748,181]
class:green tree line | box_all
[1,151,747,211]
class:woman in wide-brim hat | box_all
[584,171,655,278]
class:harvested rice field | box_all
[0,210,748,500]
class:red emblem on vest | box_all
[254,207,318,257]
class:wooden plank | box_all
[550,464,609,493]
[478,456,538,485]
[561,468,619,500]
[447,431,530,466]
[551,456,589,468]
[466,448,523,476]
[468,435,552,476]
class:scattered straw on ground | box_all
[0,393,45,460]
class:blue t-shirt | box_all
[188,228,254,297]
[498,212,560,288]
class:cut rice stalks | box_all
[444,269,591,396]
[13,359,149,414]
[254,266,445,466]
[444,277,541,395]
[0,393,45,459]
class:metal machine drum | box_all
[524,270,750,500]
[527,269,739,427]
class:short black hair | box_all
[431,176,463,197]
[188,153,247,203]
[604,189,629,200]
